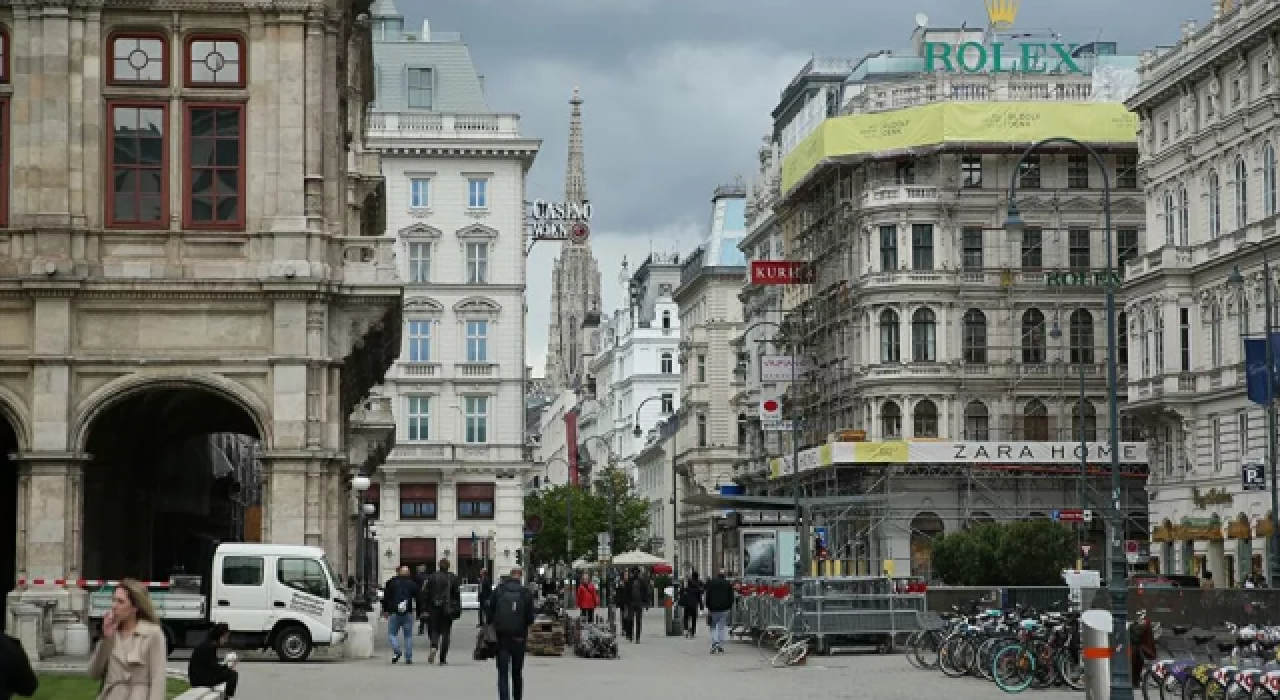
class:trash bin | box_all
[1081,609,1114,700]
[664,597,680,636]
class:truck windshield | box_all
[322,556,346,595]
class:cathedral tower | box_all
[544,87,604,390]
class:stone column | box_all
[13,453,87,584]
[261,454,308,545]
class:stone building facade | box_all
[364,3,539,584]
[1124,0,1280,584]
[0,0,401,632]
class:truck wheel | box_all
[274,625,312,662]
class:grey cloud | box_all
[397,0,1211,376]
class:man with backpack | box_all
[489,566,536,700]
[625,568,653,642]
[382,565,422,664]
[425,557,462,664]
[703,569,735,654]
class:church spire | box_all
[565,85,587,206]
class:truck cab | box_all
[210,543,349,661]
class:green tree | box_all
[931,521,1076,586]
[524,467,650,566]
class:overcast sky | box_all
[401,0,1211,377]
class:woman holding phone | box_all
[89,579,168,700]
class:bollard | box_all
[1081,609,1114,700]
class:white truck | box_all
[89,543,349,662]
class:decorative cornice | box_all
[371,145,541,160]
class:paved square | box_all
[218,611,1039,700]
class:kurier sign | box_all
[750,260,812,285]
[924,41,1084,74]
[529,199,592,242]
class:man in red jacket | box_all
[575,572,600,623]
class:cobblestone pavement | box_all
[216,611,1068,700]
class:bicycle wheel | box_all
[913,630,943,670]
[938,636,969,678]
[771,640,809,668]
[992,643,1036,694]
[977,637,1004,679]
[904,630,925,669]
[1029,639,1055,689]
[1142,668,1165,700]
[1056,650,1085,691]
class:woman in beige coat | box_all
[89,579,168,700]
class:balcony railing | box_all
[1128,367,1242,402]
[456,362,497,378]
[366,112,523,139]
[861,184,940,208]
[340,236,399,284]
[399,362,441,378]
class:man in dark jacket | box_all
[382,565,421,663]
[614,570,633,640]
[703,569,735,654]
[415,564,432,635]
[625,568,653,643]
[679,572,705,638]
[478,568,493,627]
[0,632,37,700]
[489,567,536,700]
[425,558,462,664]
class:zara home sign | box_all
[924,41,1084,74]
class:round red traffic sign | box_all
[763,399,779,413]
[569,222,590,244]
[1125,540,1139,554]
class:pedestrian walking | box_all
[89,578,168,700]
[625,568,653,643]
[704,569,735,654]
[0,630,37,699]
[382,565,421,664]
[414,564,431,636]
[490,566,536,700]
[188,623,239,698]
[425,557,462,665]
[614,569,633,641]
[575,572,600,623]
[679,572,704,638]
[478,568,494,628]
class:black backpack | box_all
[493,585,528,634]
[431,572,455,609]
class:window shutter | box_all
[400,483,437,500]
[400,537,436,560]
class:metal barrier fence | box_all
[1132,588,1280,628]
[730,576,927,649]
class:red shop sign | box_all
[750,260,811,285]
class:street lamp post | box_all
[1230,258,1280,587]
[1005,136,1130,700]
[735,316,806,624]
[350,474,372,622]
[631,395,675,572]
[580,433,619,616]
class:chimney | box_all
[422,19,430,41]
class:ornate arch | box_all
[403,297,444,314]
[70,372,272,453]
[453,297,501,314]
[0,384,32,451]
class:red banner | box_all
[565,410,579,487]
[750,260,811,285]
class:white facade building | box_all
[366,4,539,583]
[1124,0,1280,585]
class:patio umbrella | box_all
[571,558,601,570]
[611,551,668,567]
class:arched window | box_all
[1072,400,1098,442]
[661,310,671,329]
[880,401,902,438]
[1164,190,1175,245]
[1178,186,1190,246]
[1211,303,1224,367]
[964,400,989,440]
[1021,308,1046,364]
[1069,308,1095,364]
[913,399,939,438]
[911,307,937,362]
[880,309,901,363]
[1118,311,1129,366]
[1236,156,1249,229]
[962,309,987,364]
[1140,314,1151,377]
[1209,170,1222,238]
[1265,142,1277,217]
[660,352,673,373]
[1022,399,1049,441]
